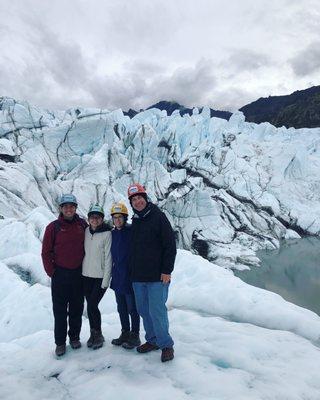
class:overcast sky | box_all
[0,0,319,111]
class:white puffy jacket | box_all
[82,225,112,289]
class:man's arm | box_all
[160,212,177,279]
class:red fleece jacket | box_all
[41,214,87,277]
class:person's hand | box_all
[161,273,171,284]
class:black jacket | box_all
[129,203,177,282]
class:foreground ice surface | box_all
[1,247,320,399]
[1,314,320,400]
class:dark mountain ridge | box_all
[239,86,320,129]
[124,101,232,120]
[124,85,320,129]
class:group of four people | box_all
[41,183,177,363]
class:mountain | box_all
[124,100,232,120]
[124,108,139,118]
[125,86,320,129]
[147,100,232,120]
[240,85,320,129]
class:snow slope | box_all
[1,209,320,399]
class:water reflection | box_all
[234,237,320,316]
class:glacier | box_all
[1,97,320,399]
[1,97,319,268]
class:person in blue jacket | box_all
[110,202,141,349]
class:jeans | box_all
[132,282,174,349]
[51,266,84,345]
[83,277,106,331]
[115,292,140,333]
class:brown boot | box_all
[161,347,174,362]
[136,342,159,353]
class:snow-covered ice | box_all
[1,98,320,399]
[1,244,320,399]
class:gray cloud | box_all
[0,0,319,112]
[290,41,320,76]
[124,60,166,77]
[101,1,184,56]
[222,49,272,75]
[23,18,92,89]
[213,87,257,111]
[150,59,217,107]
[87,59,217,111]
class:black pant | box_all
[83,277,106,331]
[115,292,140,333]
[51,267,84,346]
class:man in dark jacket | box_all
[128,183,177,362]
[41,194,87,357]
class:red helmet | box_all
[127,183,147,199]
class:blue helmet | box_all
[88,204,105,217]
[59,194,78,206]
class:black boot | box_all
[111,330,130,346]
[55,344,66,357]
[92,329,105,350]
[87,330,95,348]
[122,332,141,350]
[70,339,81,349]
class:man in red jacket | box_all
[42,194,87,357]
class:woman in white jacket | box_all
[82,204,112,350]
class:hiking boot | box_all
[161,347,174,362]
[55,344,66,357]
[92,330,105,350]
[70,339,81,349]
[122,332,141,350]
[87,330,94,348]
[136,342,159,353]
[111,330,130,346]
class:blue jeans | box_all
[132,282,174,349]
[115,292,140,333]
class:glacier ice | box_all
[1,97,320,399]
[1,97,320,268]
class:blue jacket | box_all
[110,224,133,294]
